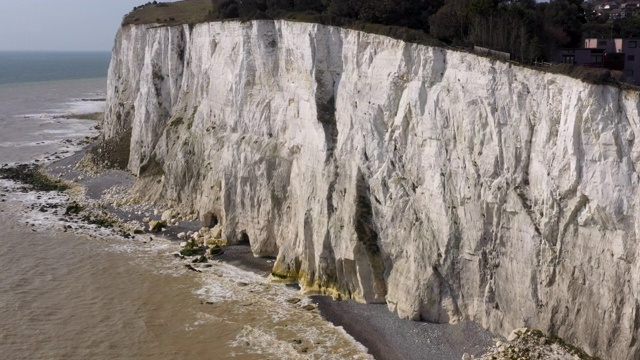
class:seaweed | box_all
[0,164,69,192]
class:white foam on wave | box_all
[187,259,373,359]
[0,178,24,190]
[0,177,173,261]
[64,100,105,115]
[193,261,266,303]
[16,97,104,125]
[195,283,239,303]
[20,97,105,120]
[231,324,373,360]
[2,177,372,359]
[233,326,305,359]
[19,113,55,119]
[0,140,60,147]
[2,144,371,359]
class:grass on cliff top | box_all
[122,0,214,27]
[122,1,443,47]
[121,1,633,89]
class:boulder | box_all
[177,232,186,240]
[211,224,222,239]
[209,246,223,256]
[161,210,173,222]
[192,255,208,263]
[180,246,204,257]
[508,328,529,342]
[193,263,212,269]
[148,220,166,232]
[65,202,83,215]
[201,211,218,228]
[184,264,202,273]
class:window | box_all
[627,70,634,75]
[599,40,608,47]
[591,55,603,63]
[564,56,575,64]
[630,41,638,48]
[629,55,636,61]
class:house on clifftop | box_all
[556,37,640,84]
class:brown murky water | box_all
[0,79,370,360]
[0,192,369,360]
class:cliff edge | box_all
[104,20,640,359]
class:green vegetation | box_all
[180,240,205,256]
[121,0,588,63]
[583,9,640,39]
[545,63,625,86]
[122,0,214,26]
[122,0,634,86]
[205,0,584,64]
[82,214,116,228]
[0,164,69,192]
[270,271,290,280]
[209,245,223,256]
[180,247,204,256]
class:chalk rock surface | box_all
[105,20,640,359]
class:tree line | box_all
[207,0,595,63]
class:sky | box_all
[0,0,172,52]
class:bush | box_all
[547,64,622,86]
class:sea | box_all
[0,52,370,360]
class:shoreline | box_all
[36,142,497,360]
[5,140,598,360]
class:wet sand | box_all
[43,145,496,360]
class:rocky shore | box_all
[1,142,488,360]
[0,136,605,360]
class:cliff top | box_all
[122,0,213,27]
[120,0,638,90]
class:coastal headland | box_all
[4,2,639,357]
[98,16,640,360]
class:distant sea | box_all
[0,51,109,164]
[0,51,111,85]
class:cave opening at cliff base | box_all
[238,231,250,246]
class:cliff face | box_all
[105,20,640,359]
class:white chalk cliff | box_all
[104,20,640,359]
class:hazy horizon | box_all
[0,0,178,52]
